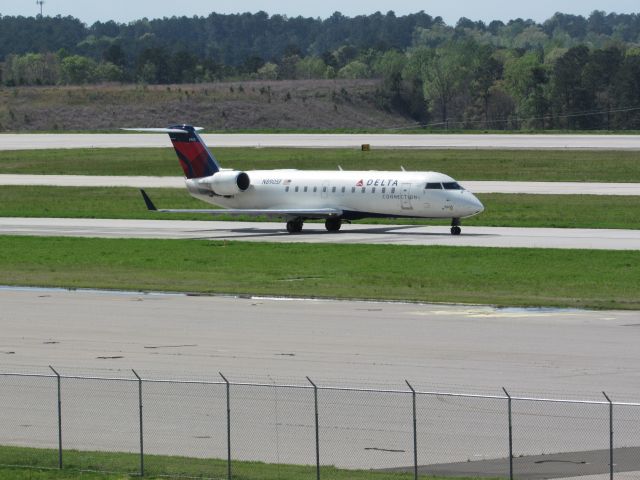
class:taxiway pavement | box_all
[2,174,639,195]
[1,133,640,150]
[3,288,638,398]
[1,217,639,250]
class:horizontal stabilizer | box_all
[122,127,204,133]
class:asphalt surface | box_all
[2,174,640,195]
[386,448,640,479]
[1,133,640,150]
[1,289,640,475]
[1,217,639,250]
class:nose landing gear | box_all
[450,218,462,235]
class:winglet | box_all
[140,189,157,211]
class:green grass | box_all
[0,446,484,480]
[1,186,638,229]
[1,147,640,182]
[0,236,638,309]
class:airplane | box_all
[128,125,484,235]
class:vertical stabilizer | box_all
[167,125,220,178]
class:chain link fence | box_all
[0,369,639,479]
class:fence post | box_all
[405,381,418,480]
[603,392,614,480]
[48,366,63,470]
[502,388,513,480]
[307,377,320,480]
[220,372,232,480]
[132,370,144,477]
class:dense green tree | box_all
[103,44,126,67]
[468,46,504,127]
[419,41,474,125]
[295,57,328,79]
[613,53,640,128]
[256,62,279,80]
[94,62,124,82]
[583,46,624,128]
[337,60,370,79]
[503,51,548,128]
[550,45,595,128]
[60,55,97,84]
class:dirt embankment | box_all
[0,79,415,131]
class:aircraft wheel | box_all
[450,226,461,235]
[325,217,342,232]
[286,219,304,234]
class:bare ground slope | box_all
[0,79,414,131]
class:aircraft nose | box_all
[461,192,484,216]
[473,194,484,214]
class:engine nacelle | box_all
[199,171,250,196]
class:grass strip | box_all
[0,445,483,480]
[1,147,639,182]
[1,186,639,230]
[0,236,638,310]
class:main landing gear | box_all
[325,217,342,232]
[450,218,462,235]
[285,217,343,234]
[286,218,304,234]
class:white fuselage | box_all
[186,170,484,220]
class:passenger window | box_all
[295,186,299,192]
[443,182,462,190]
[371,187,376,193]
[313,186,317,193]
[382,187,386,193]
[332,186,336,193]
[391,187,396,193]
[341,186,345,193]
[351,187,356,193]
[285,186,290,192]
[426,182,442,189]
[323,186,327,193]
[304,186,308,192]
[361,187,366,193]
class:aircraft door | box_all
[400,183,413,210]
[321,181,329,199]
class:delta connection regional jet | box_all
[130,125,484,234]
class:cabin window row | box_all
[284,186,397,194]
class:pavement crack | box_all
[144,344,198,349]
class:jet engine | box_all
[200,171,250,195]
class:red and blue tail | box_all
[122,125,219,179]
[167,125,220,179]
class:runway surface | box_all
[2,174,639,195]
[1,217,639,250]
[1,289,639,476]
[1,133,640,150]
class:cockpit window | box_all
[425,182,442,189]
[442,182,463,190]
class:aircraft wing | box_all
[140,190,342,218]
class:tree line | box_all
[1,10,639,129]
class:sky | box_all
[0,0,638,25]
